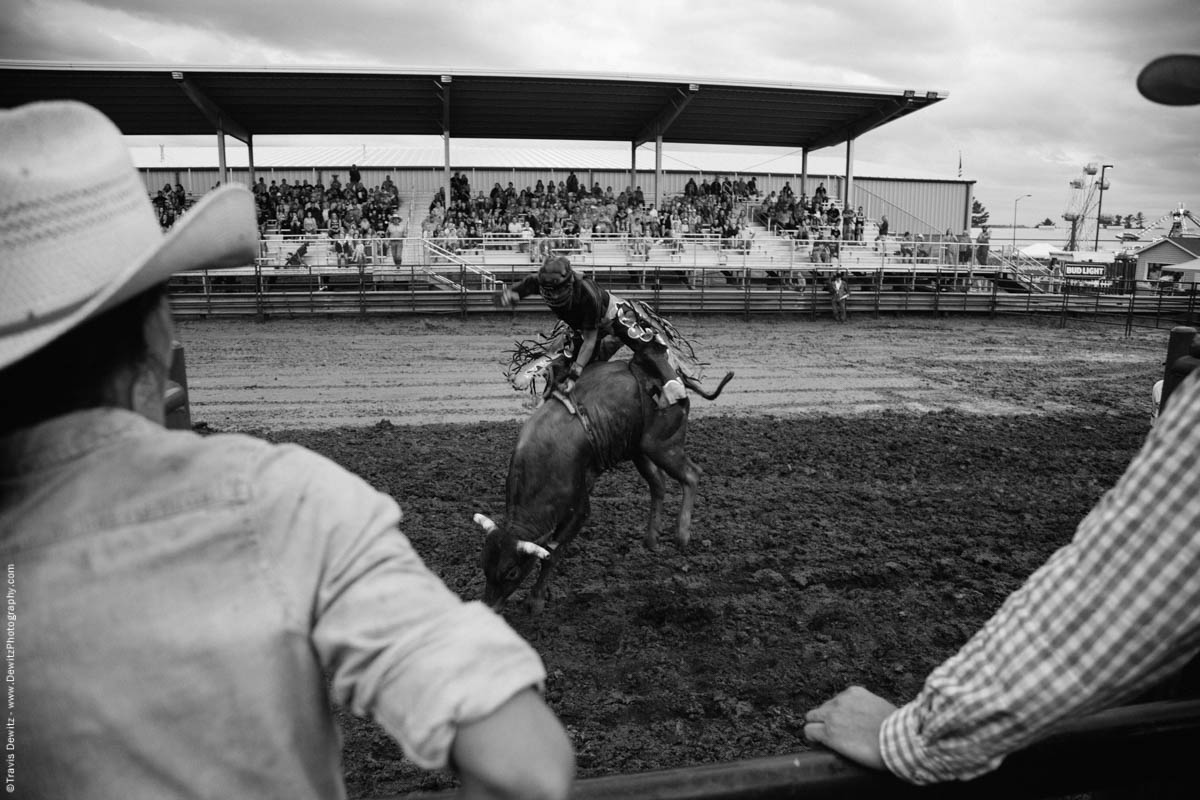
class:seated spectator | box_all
[301,209,319,236]
[286,211,304,236]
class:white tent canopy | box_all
[1167,256,1200,273]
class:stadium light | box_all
[1012,194,1032,253]
[1095,164,1114,251]
[171,71,183,81]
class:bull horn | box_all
[474,513,498,534]
[515,540,551,559]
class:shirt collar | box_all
[0,408,156,478]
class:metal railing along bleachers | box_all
[167,233,1199,332]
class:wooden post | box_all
[1159,326,1199,417]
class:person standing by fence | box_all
[827,269,851,323]
[805,54,1200,787]
[387,212,409,266]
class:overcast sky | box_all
[3,0,1198,229]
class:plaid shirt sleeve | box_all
[880,370,1200,784]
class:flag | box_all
[957,151,963,178]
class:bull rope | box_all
[548,387,618,471]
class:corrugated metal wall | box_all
[142,166,972,233]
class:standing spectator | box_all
[350,233,367,270]
[943,228,958,265]
[875,214,890,251]
[349,163,361,187]
[827,269,851,323]
[330,223,349,268]
[387,213,409,266]
[975,226,991,265]
[957,230,973,265]
[0,99,574,800]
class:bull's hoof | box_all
[675,530,692,550]
[643,531,661,550]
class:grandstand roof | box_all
[0,61,946,153]
[125,142,961,182]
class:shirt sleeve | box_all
[511,273,541,299]
[880,370,1200,784]
[258,446,547,769]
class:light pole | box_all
[1012,194,1031,254]
[1094,164,1113,251]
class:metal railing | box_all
[390,699,1200,800]
[169,256,1199,334]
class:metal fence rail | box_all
[169,263,1200,333]
[390,699,1200,800]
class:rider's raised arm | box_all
[496,273,540,307]
[511,273,541,299]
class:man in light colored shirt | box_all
[0,100,574,800]
[387,213,409,266]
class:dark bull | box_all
[475,359,733,613]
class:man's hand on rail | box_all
[803,685,894,772]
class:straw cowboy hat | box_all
[0,100,258,370]
[1137,54,1200,105]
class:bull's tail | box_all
[682,370,734,401]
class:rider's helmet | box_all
[538,255,574,308]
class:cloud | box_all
[3,0,1197,226]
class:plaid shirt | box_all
[881,369,1200,784]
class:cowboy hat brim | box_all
[1137,54,1200,106]
[0,184,258,370]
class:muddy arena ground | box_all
[177,312,1168,797]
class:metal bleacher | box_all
[166,188,1199,326]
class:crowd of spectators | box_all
[752,180,875,247]
[158,167,955,271]
[252,164,400,238]
[417,170,765,263]
[248,165,408,267]
[152,182,194,230]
